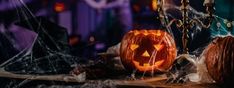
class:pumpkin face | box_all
[120,30,177,73]
[205,36,234,85]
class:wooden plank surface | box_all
[115,75,219,88]
[0,69,85,83]
[0,69,219,88]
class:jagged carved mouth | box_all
[133,59,164,71]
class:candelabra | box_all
[157,0,215,54]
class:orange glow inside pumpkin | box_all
[133,59,165,71]
[142,51,150,57]
[154,44,164,51]
[131,43,164,57]
[132,43,165,71]
[133,30,162,36]
[155,30,162,36]
[130,44,139,51]
[120,30,177,73]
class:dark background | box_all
[0,0,233,59]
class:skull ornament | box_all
[120,30,177,73]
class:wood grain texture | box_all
[0,69,85,83]
[0,70,219,88]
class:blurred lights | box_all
[54,2,65,12]
[89,36,95,42]
[133,5,141,12]
[152,0,158,11]
[69,37,79,46]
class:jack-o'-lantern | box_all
[120,30,177,73]
[205,36,234,86]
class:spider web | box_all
[0,0,80,74]
[160,0,234,83]
[0,1,85,87]
[0,0,233,87]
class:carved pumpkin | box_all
[205,36,234,85]
[120,30,177,73]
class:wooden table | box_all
[0,70,219,88]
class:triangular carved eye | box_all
[130,44,139,51]
[142,51,150,57]
[154,44,164,51]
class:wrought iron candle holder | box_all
[157,0,215,54]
